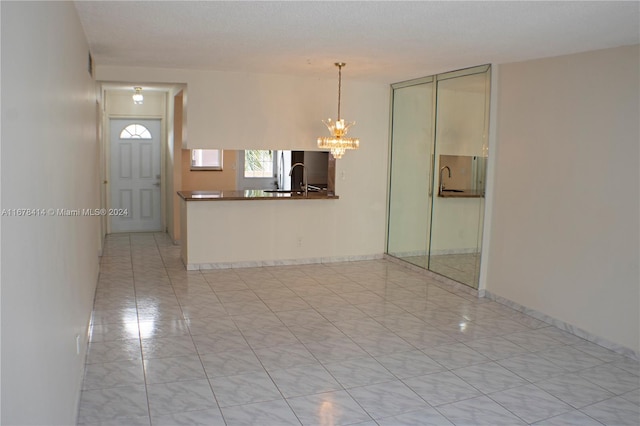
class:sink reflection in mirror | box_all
[438,154,486,195]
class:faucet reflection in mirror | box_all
[289,162,308,197]
[317,62,360,159]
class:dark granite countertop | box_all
[438,189,485,198]
[178,190,339,201]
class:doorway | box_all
[109,118,162,232]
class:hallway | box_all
[78,234,639,425]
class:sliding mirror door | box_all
[387,65,490,289]
[387,79,434,268]
[429,68,490,288]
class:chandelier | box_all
[317,62,360,159]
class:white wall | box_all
[104,91,166,117]
[1,2,99,424]
[487,45,640,354]
[96,66,387,150]
[97,66,390,258]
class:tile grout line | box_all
[130,234,154,425]
[160,232,236,424]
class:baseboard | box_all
[388,248,480,257]
[185,253,385,270]
[483,290,640,361]
[387,250,428,258]
[384,254,480,298]
[384,254,639,361]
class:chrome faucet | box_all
[289,163,308,196]
[439,166,451,194]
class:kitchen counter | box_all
[438,189,484,198]
[178,190,339,201]
[178,189,340,269]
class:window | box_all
[244,150,275,178]
[119,124,151,139]
[191,149,223,170]
[236,150,280,190]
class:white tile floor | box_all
[401,253,481,289]
[78,233,640,425]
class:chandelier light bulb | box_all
[132,87,144,104]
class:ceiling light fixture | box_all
[132,87,144,104]
[317,62,359,159]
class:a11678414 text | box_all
[1,208,129,217]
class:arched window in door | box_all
[119,124,152,139]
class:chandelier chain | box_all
[337,64,342,120]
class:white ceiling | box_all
[75,1,639,84]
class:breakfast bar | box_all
[178,189,339,201]
[178,190,340,270]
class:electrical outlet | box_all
[296,237,302,247]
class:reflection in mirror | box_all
[429,68,490,288]
[181,149,334,195]
[191,149,223,171]
[290,151,329,191]
[386,65,490,289]
[236,150,332,193]
[181,149,237,192]
[237,150,279,190]
[438,155,486,195]
[387,81,434,267]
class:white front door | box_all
[109,119,162,232]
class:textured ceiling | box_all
[75,1,639,84]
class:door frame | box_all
[102,110,166,235]
[108,118,163,233]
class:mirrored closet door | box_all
[386,65,490,288]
